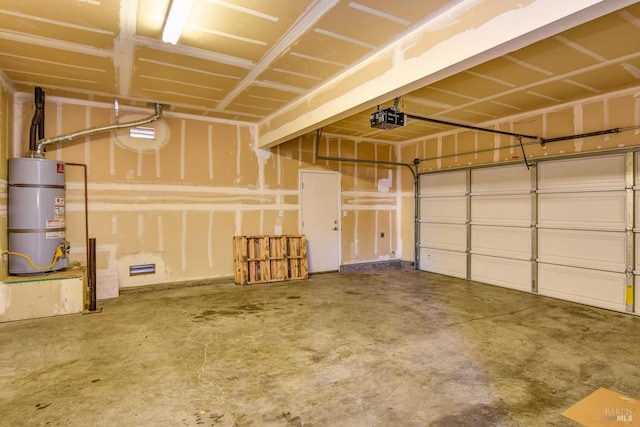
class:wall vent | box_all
[129,263,156,276]
[129,126,156,140]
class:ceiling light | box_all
[162,0,194,45]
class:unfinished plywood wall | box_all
[401,86,640,171]
[8,95,404,294]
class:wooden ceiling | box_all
[0,0,639,147]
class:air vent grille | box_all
[129,263,156,276]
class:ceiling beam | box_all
[115,0,138,98]
[216,0,340,110]
[256,0,640,149]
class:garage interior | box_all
[1,0,640,425]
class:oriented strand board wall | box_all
[401,87,640,171]
[9,95,404,294]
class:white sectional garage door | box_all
[470,165,532,292]
[634,153,640,315]
[537,155,628,312]
[418,153,637,315]
[418,171,467,278]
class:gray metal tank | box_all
[8,157,69,275]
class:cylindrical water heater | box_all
[8,157,69,275]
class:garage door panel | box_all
[419,170,468,277]
[635,195,640,229]
[420,171,466,196]
[636,234,640,272]
[636,151,640,184]
[471,255,531,292]
[471,165,531,195]
[538,155,625,192]
[471,225,531,260]
[538,192,626,230]
[636,277,640,315]
[420,155,635,315]
[539,264,626,311]
[420,223,466,252]
[419,248,466,278]
[420,197,466,224]
[471,195,531,226]
[539,229,625,272]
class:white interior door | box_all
[301,170,340,272]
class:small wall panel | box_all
[538,264,626,312]
[471,225,531,260]
[471,195,531,226]
[471,164,531,195]
[420,171,466,196]
[419,247,466,279]
[471,255,531,292]
[538,192,626,230]
[420,197,467,224]
[420,223,466,252]
[539,229,625,272]
[538,155,625,192]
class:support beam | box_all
[257,0,638,148]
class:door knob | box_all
[332,227,338,230]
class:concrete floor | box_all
[1,269,639,427]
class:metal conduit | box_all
[35,103,164,156]
[314,129,420,270]
[413,123,640,164]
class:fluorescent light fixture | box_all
[162,0,194,45]
[129,126,156,140]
